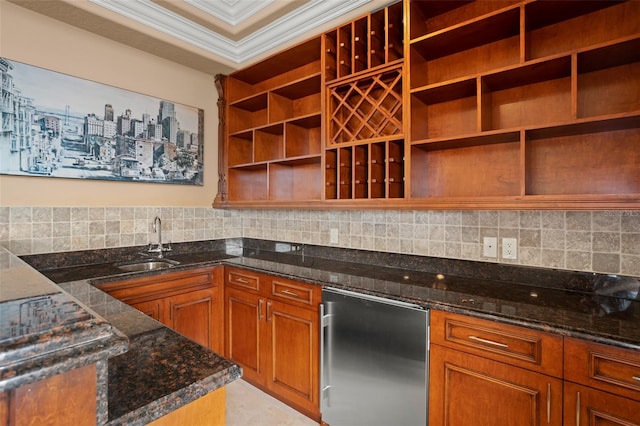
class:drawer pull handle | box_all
[546,383,551,424]
[468,335,509,348]
[576,391,580,426]
[633,376,640,382]
[280,289,300,297]
[235,278,249,284]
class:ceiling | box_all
[9,0,394,75]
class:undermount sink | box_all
[116,259,179,272]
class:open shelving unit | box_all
[407,0,640,208]
[224,38,323,203]
[215,0,639,210]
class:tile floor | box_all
[226,379,319,426]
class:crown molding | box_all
[89,0,375,65]
[185,0,275,27]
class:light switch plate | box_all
[483,237,497,258]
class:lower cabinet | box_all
[564,382,640,425]
[564,337,640,425]
[430,345,563,425]
[224,267,321,421]
[429,309,563,425]
[164,287,219,349]
[99,266,223,352]
[430,311,640,426]
[225,287,264,384]
[1,364,97,426]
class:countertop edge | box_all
[105,363,242,426]
[0,331,128,392]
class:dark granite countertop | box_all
[14,237,640,423]
[56,273,241,425]
[46,251,242,425]
[26,238,640,352]
[4,242,241,426]
[227,248,640,349]
[0,247,128,396]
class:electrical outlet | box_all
[502,237,517,259]
[482,237,497,258]
[330,228,339,244]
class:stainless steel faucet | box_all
[148,216,171,258]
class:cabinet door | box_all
[225,287,267,386]
[165,288,217,350]
[564,382,640,425]
[266,299,319,419]
[130,299,162,321]
[430,344,562,426]
[7,365,97,426]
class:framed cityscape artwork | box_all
[0,57,204,185]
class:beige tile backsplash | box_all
[1,207,639,276]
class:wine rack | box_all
[323,1,403,82]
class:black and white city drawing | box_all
[0,57,204,185]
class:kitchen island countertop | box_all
[1,245,241,426]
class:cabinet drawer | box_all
[270,277,320,309]
[98,267,216,304]
[226,268,261,292]
[431,310,563,378]
[564,337,640,402]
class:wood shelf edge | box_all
[212,196,640,211]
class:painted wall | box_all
[0,1,221,207]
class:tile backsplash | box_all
[0,207,241,256]
[1,207,639,276]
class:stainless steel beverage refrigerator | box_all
[321,288,429,425]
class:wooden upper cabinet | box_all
[221,37,323,205]
[216,0,640,209]
[407,0,640,209]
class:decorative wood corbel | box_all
[213,74,228,205]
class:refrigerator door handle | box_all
[320,303,332,410]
